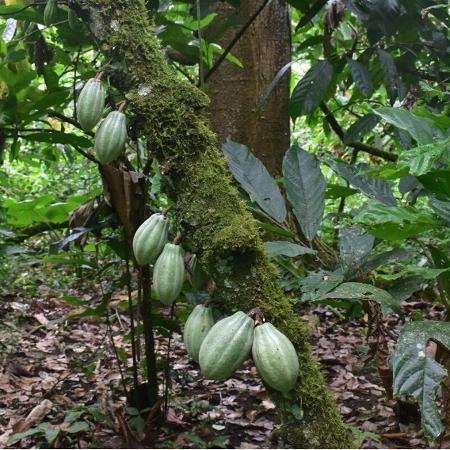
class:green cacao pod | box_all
[252,322,299,393]
[132,213,168,266]
[43,0,58,26]
[183,305,215,363]
[153,243,185,305]
[76,78,105,132]
[199,311,254,380]
[94,111,127,165]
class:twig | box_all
[48,110,94,135]
[105,307,128,396]
[73,46,82,120]
[320,102,398,162]
[163,303,176,419]
[126,258,139,390]
[196,0,205,88]
[202,0,270,84]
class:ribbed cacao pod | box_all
[132,214,168,266]
[43,0,58,26]
[199,311,254,380]
[252,322,299,393]
[153,243,185,305]
[94,111,127,164]
[76,78,105,132]
[183,305,215,363]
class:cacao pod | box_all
[76,78,105,132]
[94,111,127,164]
[153,243,185,305]
[183,305,215,363]
[43,0,58,26]
[199,311,254,380]
[252,322,299,393]
[132,213,168,266]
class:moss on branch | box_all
[77,0,354,447]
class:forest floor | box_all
[0,268,444,449]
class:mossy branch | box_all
[75,1,354,447]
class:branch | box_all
[202,0,270,84]
[48,110,94,136]
[320,102,398,162]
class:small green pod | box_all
[43,0,58,26]
[183,305,215,363]
[199,311,254,380]
[94,111,127,164]
[153,243,185,305]
[252,322,299,393]
[76,78,105,132]
[132,214,168,266]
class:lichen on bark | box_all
[76,0,354,447]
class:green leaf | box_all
[255,220,295,238]
[393,321,450,440]
[320,282,402,315]
[325,184,358,199]
[329,161,396,206]
[222,140,287,223]
[387,276,425,302]
[23,132,92,148]
[373,107,444,145]
[347,58,373,97]
[300,270,344,301]
[355,204,442,240]
[289,60,333,119]
[339,227,374,273]
[295,0,328,29]
[399,139,450,176]
[361,248,416,274]
[66,421,90,433]
[7,428,42,445]
[344,114,380,144]
[377,49,398,103]
[283,145,326,241]
[265,241,316,257]
[430,197,450,224]
[418,170,450,199]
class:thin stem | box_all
[73,46,82,120]
[140,266,159,407]
[196,0,205,88]
[163,303,175,419]
[202,0,270,84]
[126,258,139,390]
[320,102,398,162]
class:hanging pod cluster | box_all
[183,308,299,393]
[132,214,185,306]
[76,78,128,164]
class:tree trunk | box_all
[207,0,290,176]
[75,1,353,447]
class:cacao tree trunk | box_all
[75,1,353,447]
[207,0,290,176]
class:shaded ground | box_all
[0,276,443,448]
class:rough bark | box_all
[207,0,290,176]
[75,1,353,447]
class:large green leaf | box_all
[265,241,315,257]
[418,170,450,199]
[430,197,450,224]
[377,49,398,103]
[300,270,344,301]
[339,226,374,274]
[222,140,287,223]
[283,145,325,241]
[399,139,450,176]
[393,321,450,440]
[355,204,442,240]
[23,132,92,148]
[329,161,396,206]
[289,60,333,119]
[374,107,445,145]
[344,113,380,144]
[320,282,402,315]
[347,58,373,97]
